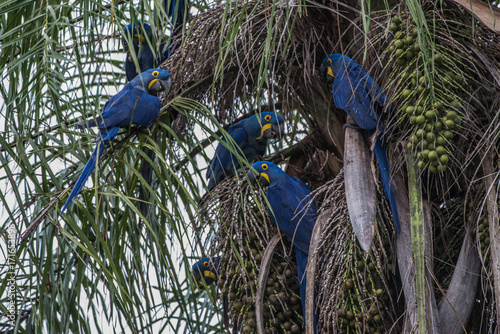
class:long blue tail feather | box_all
[60,127,118,215]
[373,136,401,233]
[60,144,104,215]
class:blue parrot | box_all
[320,54,401,233]
[247,161,317,332]
[60,69,173,215]
[191,256,220,288]
[206,112,285,190]
[122,22,165,82]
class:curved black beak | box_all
[192,269,202,283]
[246,169,270,187]
[149,76,173,95]
[320,63,328,83]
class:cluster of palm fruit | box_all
[325,241,394,334]
[472,214,491,265]
[386,13,467,173]
[217,221,304,333]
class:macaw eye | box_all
[203,261,209,267]
[152,70,159,77]
[327,58,332,64]
[264,115,271,121]
[262,163,268,170]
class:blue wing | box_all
[207,125,248,190]
[97,86,161,129]
[267,178,317,256]
[333,60,383,131]
[267,177,318,333]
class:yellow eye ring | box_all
[152,70,159,77]
[203,261,209,267]
[327,58,332,64]
[262,163,268,170]
[264,115,271,121]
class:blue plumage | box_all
[60,69,172,215]
[191,256,220,287]
[207,112,284,190]
[321,54,401,233]
[122,23,168,82]
[248,161,317,331]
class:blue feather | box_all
[322,54,400,233]
[250,161,318,332]
[207,112,284,190]
[60,69,171,215]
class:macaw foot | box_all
[343,122,362,130]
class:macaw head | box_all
[131,68,173,96]
[246,161,287,187]
[192,256,220,288]
[247,112,285,140]
[122,22,152,51]
[320,53,346,83]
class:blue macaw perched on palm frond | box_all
[122,22,169,82]
[320,54,401,233]
[247,161,318,332]
[191,256,220,288]
[60,69,172,215]
[122,0,188,81]
[206,112,285,190]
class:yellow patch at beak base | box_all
[260,123,272,136]
[327,66,334,78]
[260,172,270,184]
[134,34,145,42]
[204,271,216,280]
[148,79,159,89]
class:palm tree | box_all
[1,0,499,333]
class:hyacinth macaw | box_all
[247,161,317,332]
[320,54,401,233]
[60,69,172,215]
[191,256,220,288]
[206,112,285,190]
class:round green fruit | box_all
[390,23,400,32]
[395,48,405,58]
[437,165,447,172]
[428,150,438,161]
[426,131,436,142]
[436,146,446,155]
[425,109,435,120]
[397,58,407,66]
[447,110,458,121]
[436,136,446,145]
[416,115,426,125]
[445,120,455,129]
[406,106,415,115]
[402,89,412,99]
[394,39,404,49]
[440,154,450,164]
